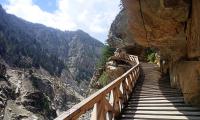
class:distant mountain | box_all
[0,4,104,119]
[0,5,104,81]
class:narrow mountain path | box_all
[119,63,200,120]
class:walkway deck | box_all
[55,55,200,120]
[119,63,200,120]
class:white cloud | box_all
[3,0,120,42]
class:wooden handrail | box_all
[55,54,140,120]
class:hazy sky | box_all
[0,0,121,43]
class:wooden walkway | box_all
[119,63,200,120]
[55,55,200,120]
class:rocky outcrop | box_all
[105,61,129,80]
[117,0,200,105]
[108,9,134,48]
[108,9,146,61]
[0,63,84,119]
[88,54,131,94]
[0,77,14,120]
[89,68,104,89]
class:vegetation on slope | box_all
[96,45,116,68]
[95,45,116,87]
[98,71,109,87]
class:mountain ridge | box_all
[0,4,104,119]
[0,4,104,80]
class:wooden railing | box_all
[55,54,140,120]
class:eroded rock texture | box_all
[108,9,145,60]
[170,61,200,105]
[0,63,83,120]
[112,0,200,105]
[88,56,132,95]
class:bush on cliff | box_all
[96,45,115,68]
[98,71,109,87]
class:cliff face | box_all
[108,9,145,60]
[110,0,200,105]
[122,0,191,60]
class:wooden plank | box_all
[135,88,177,92]
[126,103,190,107]
[132,93,182,96]
[134,85,175,89]
[120,114,200,120]
[134,90,180,93]
[125,106,200,111]
[123,110,200,116]
[135,85,172,88]
[129,97,184,101]
[132,92,181,95]
[128,99,184,103]
[131,94,182,98]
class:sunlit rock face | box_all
[186,0,200,58]
[170,61,200,106]
[122,0,191,61]
[119,0,200,105]
[108,9,145,60]
[108,9,135,48]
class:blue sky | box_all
[0,0,121,43]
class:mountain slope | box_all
[0,5,103,80]
[0,5,104,119]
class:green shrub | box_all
[147,53,156,63]
[96,45,115,68]
[145,48,156,63]
[98,71,109,87]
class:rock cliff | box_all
[108,9,145,60]
[110,0,200,105]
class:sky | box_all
[0,0,121,43]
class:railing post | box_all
[113,86,122,117]
[128,74,134,92]
[122,79,128,103]
[91,103,98,120]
